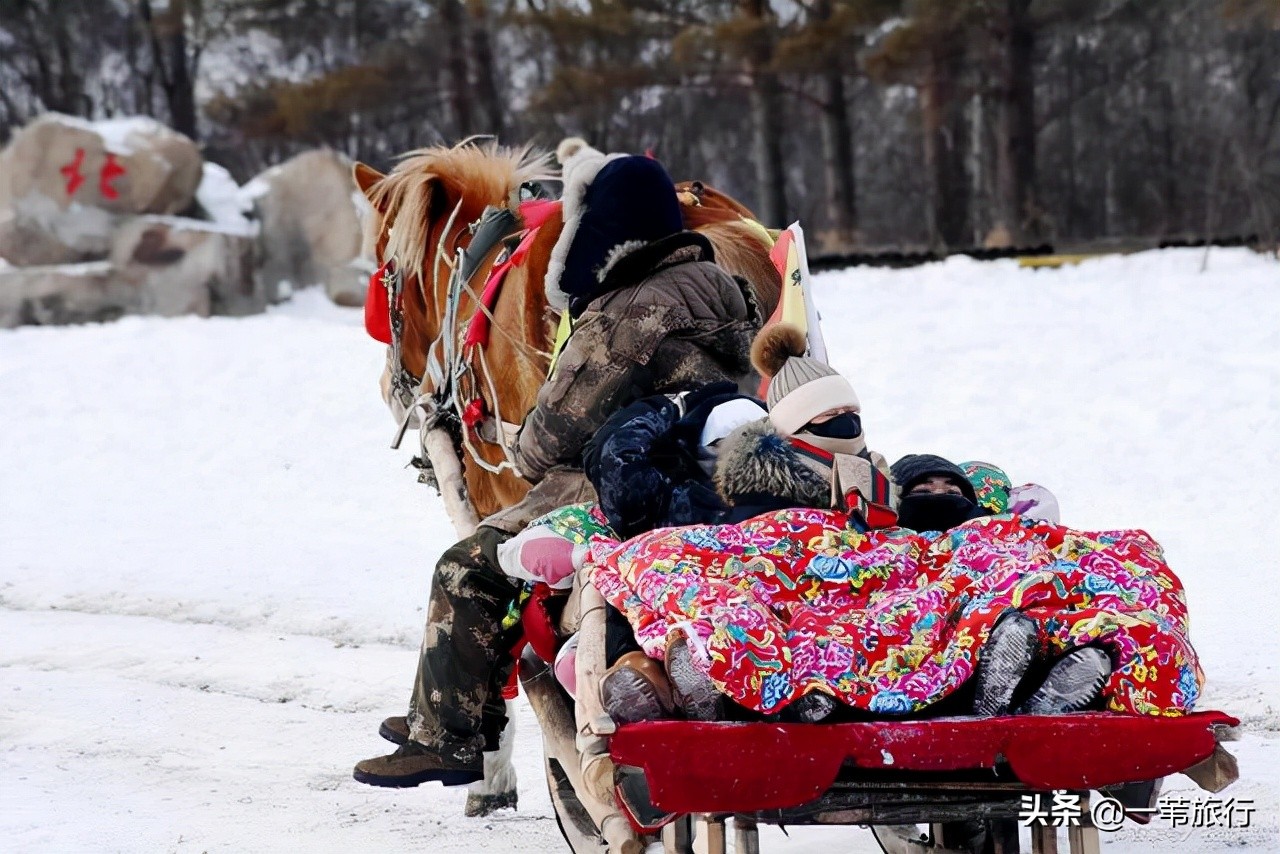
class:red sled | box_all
[521,645,1239,854]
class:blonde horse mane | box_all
[696,219,782,314]
[361,139,555,276]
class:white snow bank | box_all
[0,247,1277,853]
[195,162,258,236]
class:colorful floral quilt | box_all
[574,508,1201,717]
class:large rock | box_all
[110,217,263,317]
[0,216,263,329]
[0,262,139,328]
[0,113,203,265]
[247,148,368,305]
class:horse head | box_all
[354,141,554,421]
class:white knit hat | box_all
[751,323,859,436]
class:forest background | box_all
[2,0,1278,252]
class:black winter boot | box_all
[1017,647,1111,715]
[973,613,1038,716]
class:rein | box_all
[377,262,419,417]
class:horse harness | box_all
[383,196,549,477]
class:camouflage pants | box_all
[407,526,523,764]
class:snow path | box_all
[3,251,1279,852]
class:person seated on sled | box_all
[892,455,1060,533]
[718,320,897,529]
[891,453,1105,717]
[890,453,992,533]
[602,321,899,724]
[586,383,767,722]
[491,382,767,720]
[352,142,764,789]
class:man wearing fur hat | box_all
[353,142,763,788]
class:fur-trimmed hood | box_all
[545,139,685,318]
[714,419,832,513]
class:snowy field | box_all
[2,248,1278,853]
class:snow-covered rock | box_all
[0,219,264,328]
[110,216,263,318]
[247,148,368,306]
[0,113,203,266]
[0,261,137,327]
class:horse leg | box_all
[465,700,518,817]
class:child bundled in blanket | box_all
[889,453,1109,718]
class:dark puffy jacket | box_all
[584,381,762,540]
[512,232,762,485]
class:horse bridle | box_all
[384,203,533,479]
[378,259,421,417]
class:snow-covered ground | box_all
[2,248,1278,853]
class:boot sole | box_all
[1018,647,1111,715]
[667,643,719,722]
[353,767,484,788]
[601,669,671,724]
[973,614,1038,716]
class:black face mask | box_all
[897,493,976,533]
[803,412,862,440]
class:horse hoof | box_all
[465,789,518,817]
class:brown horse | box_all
[355,139,780,524]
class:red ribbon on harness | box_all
[463,225,546,350]
[519,198,561,229]
[364,261,393,344]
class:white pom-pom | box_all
[556,137,590,165]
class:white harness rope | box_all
[386,203,535,480]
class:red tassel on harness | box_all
[364,262,393,344]
[461,398,487,430]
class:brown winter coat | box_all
[482,232,761,533]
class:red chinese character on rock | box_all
[60,148,87,197]
[100,154,126,200]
